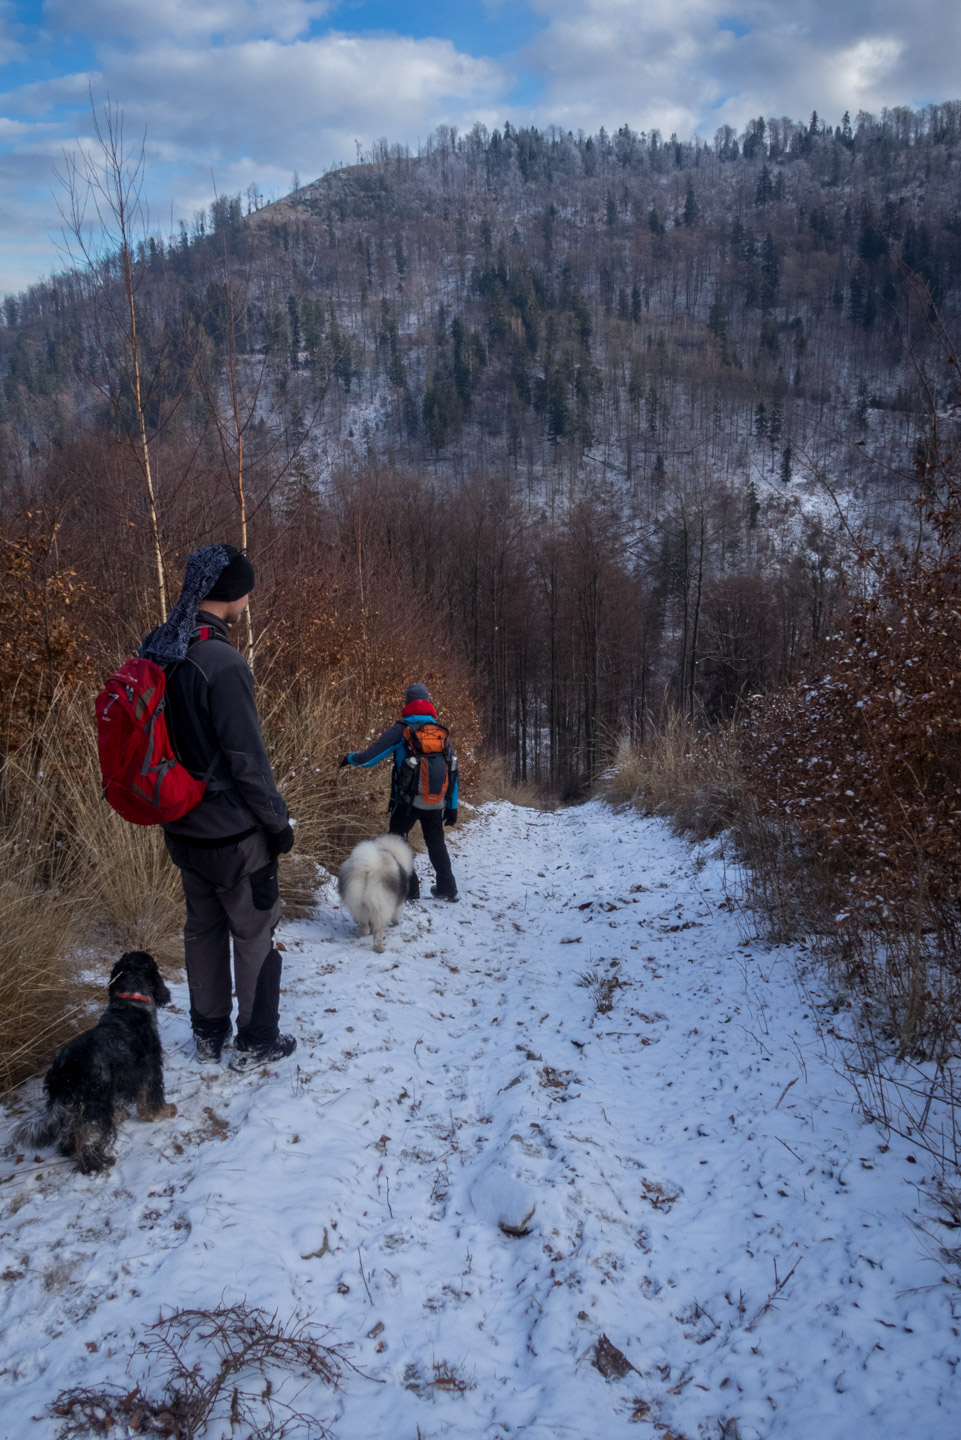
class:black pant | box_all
[389,805,456,898]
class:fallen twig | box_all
[745,1255,802,1331]
[357,1247,374,1306]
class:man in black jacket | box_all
[142,545,296,1070]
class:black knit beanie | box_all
[204,545,255,601]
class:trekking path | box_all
[1,801,959,1439]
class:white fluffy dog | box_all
[338,834,414,953]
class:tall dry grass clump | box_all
[264,683,382,913]
[0,689,189,1091]
[21,689,184,958]
[601,709,744,842]
[0,743,87,1093]
[471,754,557,810]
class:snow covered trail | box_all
[1,800,959,1439]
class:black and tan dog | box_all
[13,952,177,1174]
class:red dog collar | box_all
[115,992,154,1004]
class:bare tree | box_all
[56,97,169,620]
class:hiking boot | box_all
[195,1026,232,1064]
[407,874,421,901]
[430,885,459,902]
[229,1033,298,1072]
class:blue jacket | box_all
[345,713,459,812]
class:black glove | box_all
[444,808,457,827]
[339,754,351,769]
[267,822,294,855]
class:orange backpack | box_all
[401,723,452,809]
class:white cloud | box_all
[1,70,98,118]
[83,32,505,172]
[521,0,733,133]
[522,0,961,135]
[0,0,25,64]
[832,36,904,106]
[44,0,332,45]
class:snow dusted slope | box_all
[1,801,959,1439]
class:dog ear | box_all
[149,960,172,1007]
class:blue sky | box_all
[1,0,960,293]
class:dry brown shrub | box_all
[0,523,100,750]
[737,471,961,1053]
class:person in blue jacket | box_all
[340,683,459,901]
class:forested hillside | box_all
[2,103,960,781]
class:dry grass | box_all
[0,682,390,1095]
[0,689,190,1093]
[265,683,396,915]
[601,713,841,947]
[471,754,557,811]
[16,694,184,963]
[600,711,743,841]
[53,1301,346,1439]
[55,762,184,966]
[266,683,377,869]
[0,870,85,1096]
[0,742,88,1093]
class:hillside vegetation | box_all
[2,104,961,775]
[1,104,960,1099]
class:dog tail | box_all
[11,1102,67,1150]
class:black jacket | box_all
[140,611,288,844]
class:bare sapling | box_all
[55,96,169,622]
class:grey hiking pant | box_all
[165,831,283,1046]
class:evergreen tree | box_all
[683,181,699,228]
[780,445,793,484]
[754,165,774,207]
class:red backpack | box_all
[95,656,206,826]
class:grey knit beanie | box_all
[404,683,432,705]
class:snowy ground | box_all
[1,800,959,1440]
